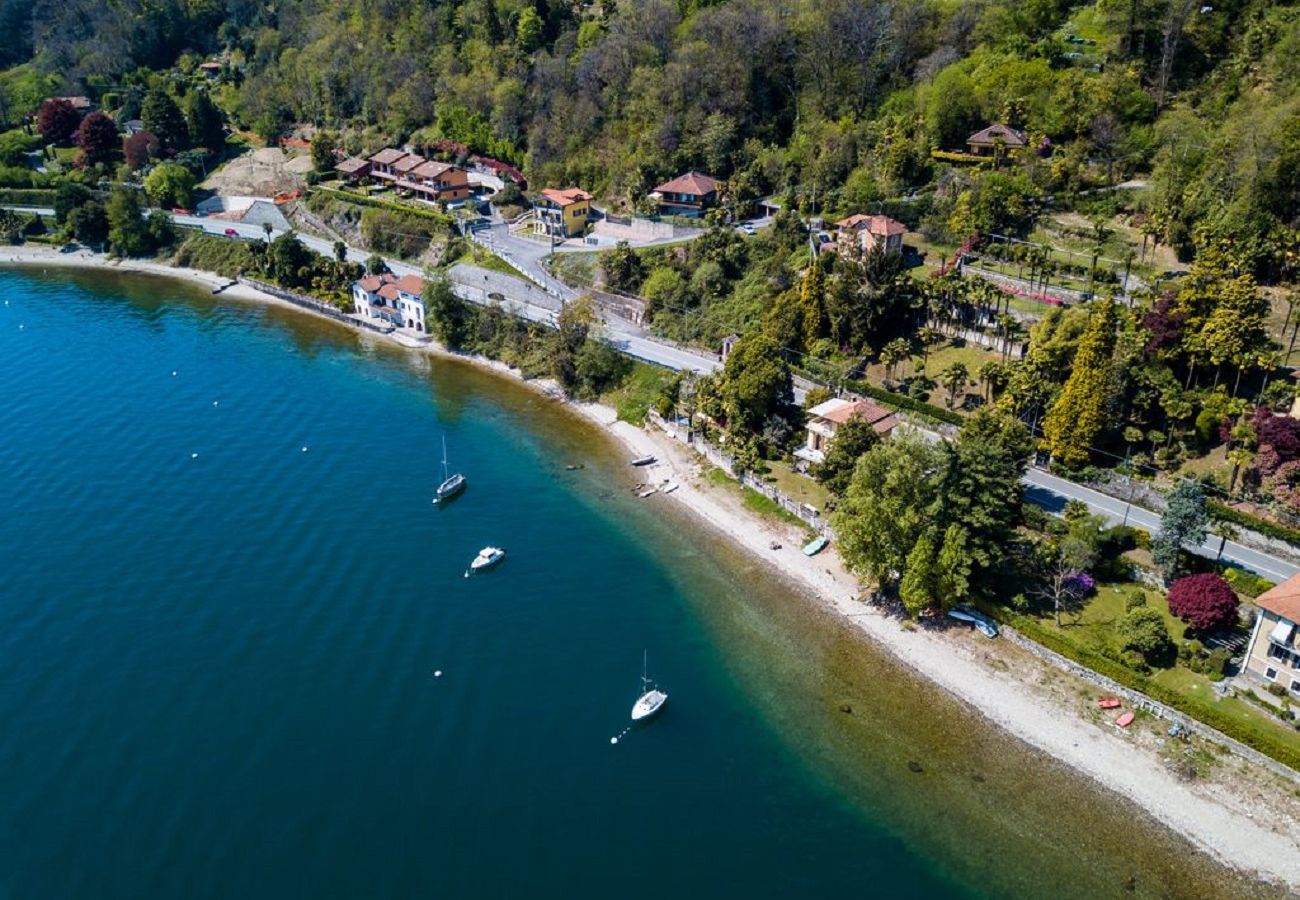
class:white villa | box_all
[352,273,427,332]
[796,398,897,464]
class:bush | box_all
[1221,567,1274,599]
[1166,573,1240,632]
[1124,589,1147,611]
[1208,500,1300,549]
[1118,606,1175,665]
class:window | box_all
[1265,667,1278,680]
[1292,680,1300,693]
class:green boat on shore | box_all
[802,536,828,557]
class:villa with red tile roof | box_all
[1244,573,1300,697]
[835,213,906,255]
[649,171,719,217]
[796,398,897,464]
[534,188,592,238]
[352,273,427,332]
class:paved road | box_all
[1024,468,1300,582]
[9,203,1295,580]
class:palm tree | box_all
[940,361,970,408]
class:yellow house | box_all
[534,187,592,238]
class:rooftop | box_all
[369,147,408,166]
[653,171,719,196]
[836,214,906,236]
[540,187,592,207]
[1254,574,1300,624]
[355,273,425,298]
[392,154,426,174]
[410,160,457,180]
[967,123,1028,148]
[808,398,897,433]
[336,157,370,174]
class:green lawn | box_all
[761,459,833,513]
[701,465,814,532]
[1021,583,1300,765]
[599,361,672,426]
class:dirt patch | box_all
[202,148,309,197]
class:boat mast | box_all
[641,649,648,691]
[441,435,449,481]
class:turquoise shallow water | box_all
[0,267,1265,899]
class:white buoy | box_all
[171,370,177,376]
[434,670,442,677]
[212,400,219,407]
[610,737,618,745]
[191,452,199,459]
[301,446,308,453]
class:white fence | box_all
[648,411,828,534]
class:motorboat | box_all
[631,650,668,722]
[433,436,466,504]
[469,546,505,573]
[630,455,656,467]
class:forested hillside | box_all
[1,0,1296,271]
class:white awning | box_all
[1270,618,1296,646]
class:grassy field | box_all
[761,459,833,513]
[1021,582,1300,762]
[702,465,813,532]
[599,361,672,426]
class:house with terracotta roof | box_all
[533,187,592,238]
[649,171,719,216]
[335,157,371,182]
[368,148,410,181]
[400,159,471,203]
[835,214,906,255]
[352,273,427,332]
[796,398,897,464]
[966,124,1028,157]
[1243,574,1300,697]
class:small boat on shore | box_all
[637,487,658,498]
[631,650,668,722]
[1115,711,1135,728]
[433,436,466,504]
[661,482,679,495]
[630,455,656,467]
[467,546,505,574]
[803,536,828,557]
[948,606,999,638]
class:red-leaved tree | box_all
[75,111,119,165]
[123,131,159,171]
[1166,573,1240,632]
[37,98,80,143]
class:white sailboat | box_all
[433,435,466,504]
[630,650,668,721]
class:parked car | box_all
[738,222,756,235]
[224,228,238,237]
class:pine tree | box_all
[798,259,826,351]
[1042,300,1117,466]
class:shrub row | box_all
[1209,500,1300,551]
[1001,610,1300,771]
[0,188,57,206]
[309,186,453,226]
[844,378,965,426]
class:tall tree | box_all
[1152,479,1208,580]
[424,273,474,350]
[933,409,1032,580]
[1042,300,1118,466]
[37,98,80,143]
[718,332,793,436]
[142,89,188,152]
[74,111,119,165]
[831,433,944,591]
[184,90,225,152]
[106,187,151,257]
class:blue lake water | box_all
[0,267,1261,899]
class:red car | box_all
[224,228,238,237]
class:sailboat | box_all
[630,650,668,722]
[433,435,466,504]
